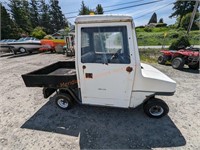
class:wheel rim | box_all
[173,59,180,68]
[149,105,164,116]
[19,48,26,53]
[57,99,69,108]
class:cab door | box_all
[77,23,135,108]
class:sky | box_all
[1,0,177,26]
[59,0,177,26]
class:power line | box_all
[64,0,146,15]
[134,2,174,20]
[104,0,145,8]
[105,0,164,12]
[65,0,165,19]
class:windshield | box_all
[81,26,130,64]
[17,38,25,42]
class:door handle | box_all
[126,66,133,73]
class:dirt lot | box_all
[0,52,199,150]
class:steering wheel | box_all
[110,49,124,62]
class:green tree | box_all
[49,0,67,33]
[169,1,198,28]
[8,0,32,34]
[95,4,104,14]
[31,27,47,39]
[1,3,21,39]
[181,12,200,30]
[30,0,40,28]
[79,1,90,15]
[39,0,51,34]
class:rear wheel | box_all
[143,98,169,118]
[172,57,185,69]
[158,55,166,64]
[188,63,199,70]
[55,93,73,110]
[19,47,27,53]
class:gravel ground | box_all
[0,52,199,150]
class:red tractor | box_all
[158,47,200,70]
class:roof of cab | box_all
[75,15,133,24]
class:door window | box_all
[81,26,130,64]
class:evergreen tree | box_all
[21,0,32,33]
[169,1,198,28]
[39,0,51,34]
[30,0,40,28]
[49,0,67,33]
[158,18,164,23]
[95,4,103,14]
[79,1,90,15]
[8,0,32,34]
[1,3,20,39]
[148,12,157,24]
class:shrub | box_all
[31,27,47,39]
[177,27,185,31]
[169,32,179,38]
[168,24,176,29]
[43,35,55,39]
[144,27,152,32]
[169,35,190,50]
[155,23,167,27]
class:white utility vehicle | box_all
[22,15,176,118]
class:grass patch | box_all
[139,48,161,63]
[136,27,200,46]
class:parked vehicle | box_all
[0,39,15,53]
[158,47,200,70]
[8,37,41,54]
[40,39,65,53]
[64,34,75,56]
[22,15,176,118]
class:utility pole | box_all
[187,0,199,35]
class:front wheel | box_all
[172,57,185,69]
[55,93,73,110]
[157,55,166,64]
[143,98,169,118]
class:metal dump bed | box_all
[22,61,77,88]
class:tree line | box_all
[1,0,198,40]
[1,0,67,39]
[1,0,104,40]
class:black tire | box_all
[188,63,199,70]
[158,55,166,65]
[19,47,27,53]
[172,57,185,69]
[55,93,73,110]
[143,98,169,118]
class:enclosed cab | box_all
[22,15,176,118]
